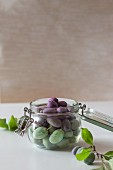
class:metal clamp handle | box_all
[15,107,34,136]
[79,103,86,116]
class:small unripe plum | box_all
[84,152,95,165]
[76,147,85,154]
[72,146,81,155]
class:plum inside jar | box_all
[28,98,81,150]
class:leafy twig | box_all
[73,128,113,170]
[0,115,18,131]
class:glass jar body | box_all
[27,98,81,150]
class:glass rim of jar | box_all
[30,98,80,117]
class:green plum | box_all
[57,138,69,148]
[49,129,64,144]
[48,126,56,134]
[69,136,76,144]
[64,131,73,138]
[43,137,56,149]
[84,152,95,165]
[33,139,43,146]
[33,127,48,139]
[71,119,80,130]
[72,146,81,155]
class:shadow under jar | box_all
[28,98,81,150]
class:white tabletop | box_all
[0,102,113,170]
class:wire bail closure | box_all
[15,107,34,136]
[78,103,113,132]
[79,103,86,116]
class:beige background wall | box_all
[0,0,113,103]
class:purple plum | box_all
[58,101,67,107]
[47,118,62,128]
[47,101,58,108]
[43,108,57,113]
[48,97,59,103]
[57,107,68,113]
[62,119,71,131]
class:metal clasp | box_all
[15,107,34,136]
[78,103,113,132]
[79,103,86,116]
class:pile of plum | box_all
[38,97,74,113]
[28,98,81,149]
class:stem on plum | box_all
[47,126,52,130]
[90,145,104,161]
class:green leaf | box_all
[92,161,113,170]
[0,118,8,129]
[104,155,112,161]
[92,166,104,170]
[8,115,18,131]
[109,158,113,169]
[103,160,113,170]
[81,128,93,145]
[104,151,113,158]
[76,148,91,161]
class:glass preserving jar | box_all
[27,98,81,150]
